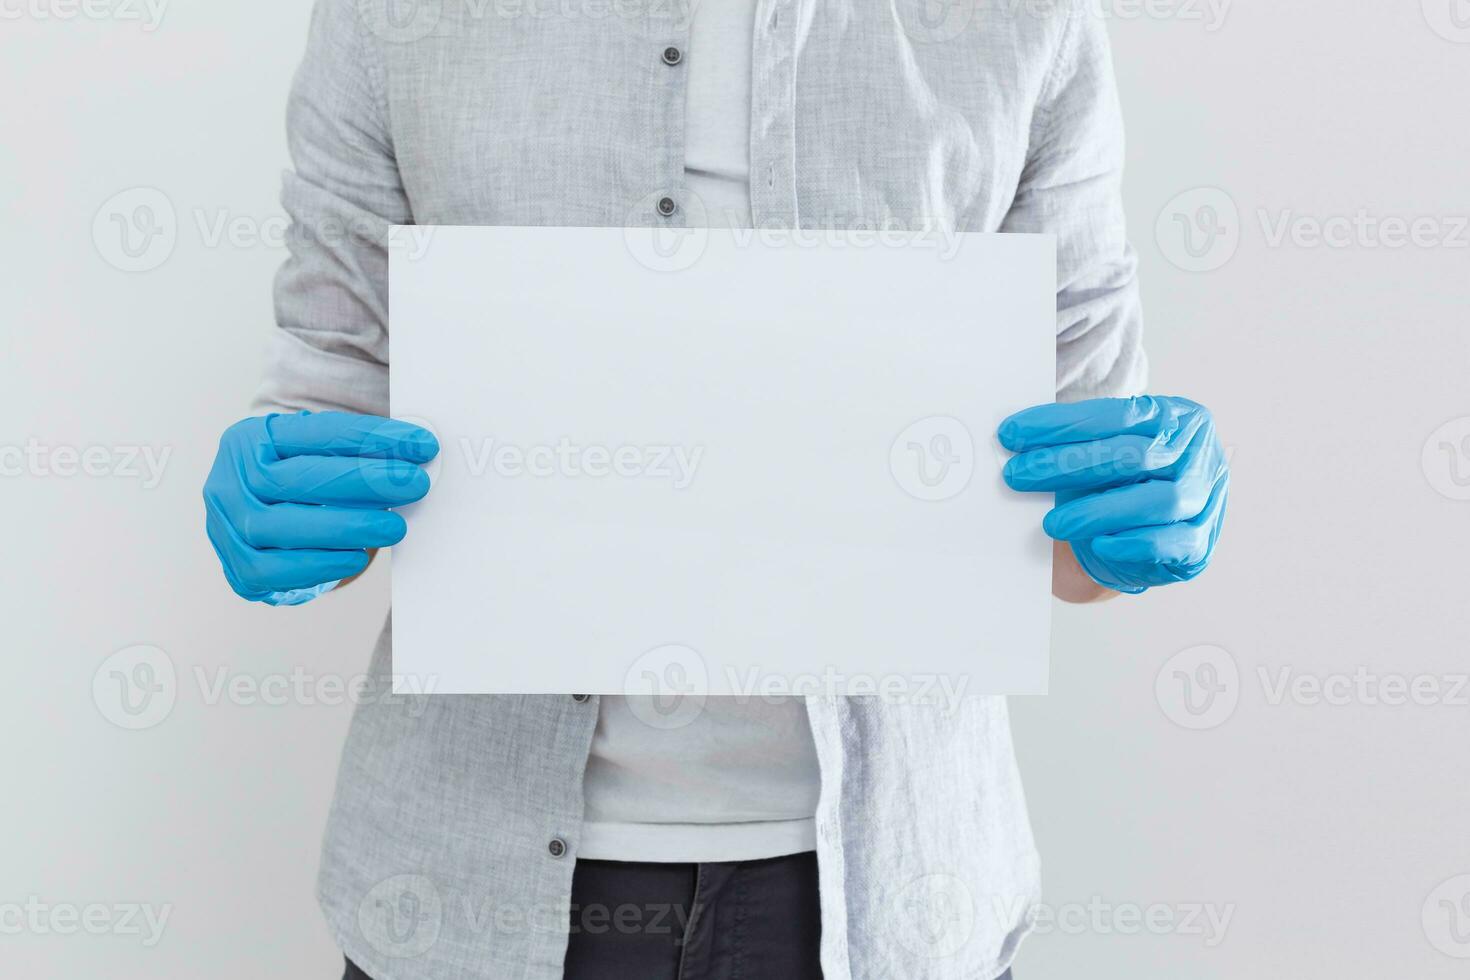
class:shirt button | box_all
[656,196,676,218]
[548,837,568,858]
[571,694,590,703]
[662,46,683,66]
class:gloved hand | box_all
[203,411,439,605]
[998,395,1229,594]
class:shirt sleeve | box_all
[250,0,409,418]
[1001,3,1149,403]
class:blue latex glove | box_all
[203,411,438,605]
[998,395,1229,594]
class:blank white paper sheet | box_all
[389,226,1055,697]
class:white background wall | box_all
[3,2,1469,977]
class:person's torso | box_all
[373,0,1053,232]
[328,1,1066,972]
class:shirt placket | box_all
[645,2,693,227]
[750,0,800,226]
[524,693,604,980]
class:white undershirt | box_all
[681,0,756,228]
[578,0,823,863]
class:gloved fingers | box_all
[1090,521,1211,571]
[1089,472,1228,570]
[207,509,370,596]
[1042,478,1210,541]
[244,547,370,596]
[231,501,407,551]
[205,509,269,600]
[998,395,1199,452]
[1004,433,1186,493]
[246,453,431,507]
[266,411,439,464]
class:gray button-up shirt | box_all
[253,1,1147,977]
